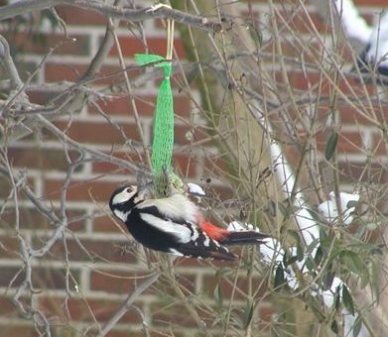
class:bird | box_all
[109,184,270,261]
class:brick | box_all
[172,152,198,178]
[275,71,377,97]
[90,64,124,87]
[0,265,81,290]
[3,2,386,335]
[263,37,323,64]
[277,105,331,130]
[93,214,117,232]
[91,64,144,87]
[316,130,365,153]
[337,131,367,153]
[92,151,200,176]
[42,237,137,264]
[258,304,274,323]
[149,301,204,329]
[204,184,235,202]
[7,147,81,172]
[339,105,388,125]
[90,94,192,119]
[44,63,89,82]
[45,64,124,88]
[55,5,107,26]
[109,36,186,59]
[173,124,209,146]
[353,0,388,5]
[337,161,388,184]
[37,296,143,324]
[89,269,143,294]
[0,324,37,337]
[145,270,198,298]
[373,133,388,155]
[0,177,36,200]
[0,207,85,231]
[172,272,198,294]
[0,295,19,318]
[2,31,90,56]
[336,41,357,63]
[26,89,60,105]
[274,8,327,35]
[0,234,20,259]
[0,266,24,288]
[347,219,383,243]
[337,75,377,97]
[48,120,143,145]
[90,95,154,116]
[11,60,38,83]
[275,70,320,92]
[0,178,12,199]
[93,212,136,238]
[203,154,228,176]
[43,179,118,202]
[91,151,139,175]
[202,273,265,300]
[85,330,151,337]
[34,267,81,291]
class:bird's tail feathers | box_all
[220,231,270,245]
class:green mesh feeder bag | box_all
[135,54,174,195]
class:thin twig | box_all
[0,35,24,89]
[97,272,160,337]
[110,20,151,168]
[0,0,221,33]
[36,114,143,174]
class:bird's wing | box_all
[139,212,192,243]
[138,205,237,260]
[173,242,237,261]
[137,194,199,224]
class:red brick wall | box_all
[0,0,387,336]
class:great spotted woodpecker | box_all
[109,184,269,261]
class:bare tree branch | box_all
[97,272,160,337]
[0,0,221,32]
[36,115,144,174]
[0,35,24,89]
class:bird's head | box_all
[109,185,141,222]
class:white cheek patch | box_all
[112,190,132,205]
[113,209,128,223]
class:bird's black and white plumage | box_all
[109,185,270,261]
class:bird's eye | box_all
[125,187,132,193]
